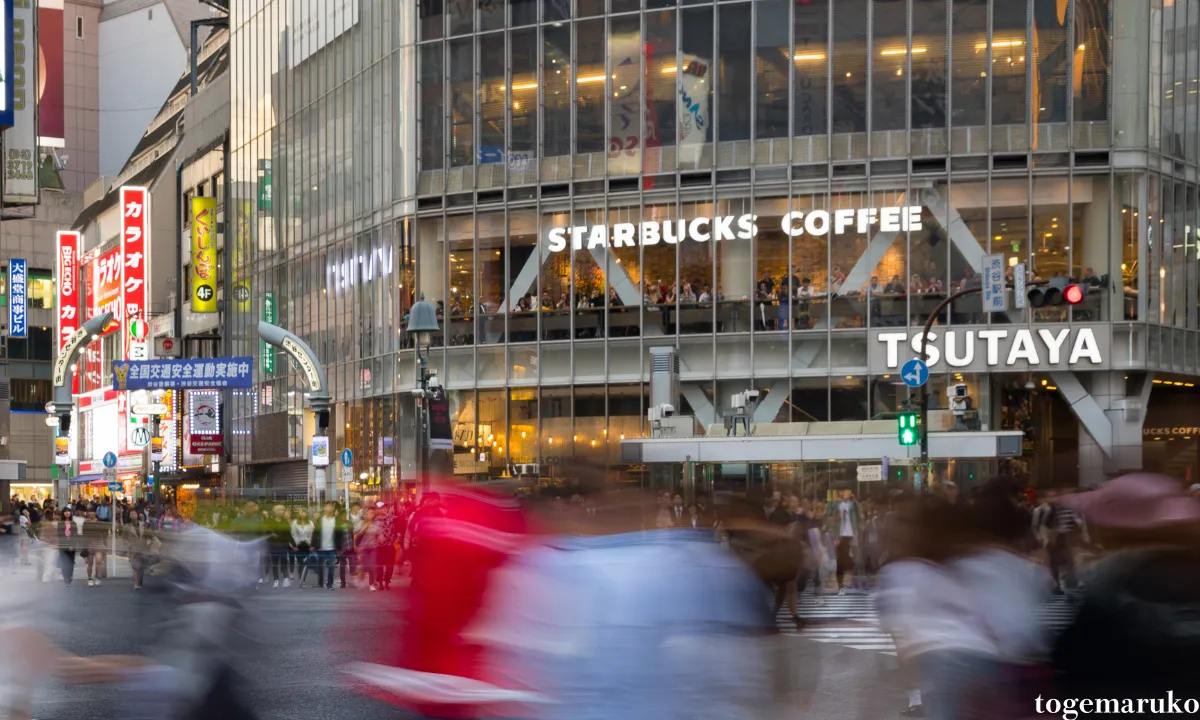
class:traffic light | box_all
[1027,277,1086,307]
[897,412,920,446]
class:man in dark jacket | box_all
[313,501,348,591]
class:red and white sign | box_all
[56,231,80,350]
[120,186,149,361]
[92,247,123,337]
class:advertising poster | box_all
[37,1,63,142]
[7,257,26,337]
[427,386,453,450]
[3,0,37,202]
[677,52,711,166]
[120,186,149,360]
[187,390,222,455]
[233,199,252,311]
[311,435,330,466]
[190,196,218,312]
[261,291,275,372]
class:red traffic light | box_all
[1063,284,1084,305]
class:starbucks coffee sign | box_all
[545,205,924,252]
[872,326,1108,373]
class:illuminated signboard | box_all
[120,186,149,360]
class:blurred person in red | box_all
[346,480,538,719]
[1051,474,1200,708]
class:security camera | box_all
[410,387,426,397]
[946,383,968,399]
[428,374,441,389]
[660,403,675,417]
[746,389,761,401]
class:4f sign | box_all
[120,187,149,361]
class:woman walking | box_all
[291,509,315,588]
[354,507,382,591]
[124,511,151,590]
[58,508,79,586]
[17,509,31,565]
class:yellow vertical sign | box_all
[190,197,218,312]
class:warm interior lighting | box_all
[880,47,926,56]
[793,52,827,62]
[502,81,539,91]
[576,74,608,84]
[978,40,1025,50]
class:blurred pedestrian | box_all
[57,508,79,586]
[1052,474,1200,707]
[291,509,314,588]
[267,505,292,588]
[355,507,382,591]
[314,501,347,591]
[825,487,862,594]
[376,503,398,590]
[124,511,151,590]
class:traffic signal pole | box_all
[913,281,1049,478]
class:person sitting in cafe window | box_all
[698,284,712,304]
[885,274,905,294]
[909,273,926,294]
[758,269,775,295]
[867,276,884,295]
[645,281,662,305]
[554,292,569,310]
[608,287,623,308]
[1081,266,1102,287]
[541,291,554,309]
[681,283,698,303]
[449,295,465,316]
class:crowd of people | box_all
[1,494,451,594]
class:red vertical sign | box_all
[56,231,80,350]
[58,231,81,393]
[120,187,149,361]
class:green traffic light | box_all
[897,412,920,446]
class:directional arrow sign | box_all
[901,358,929,388]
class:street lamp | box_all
[407,293,440,494]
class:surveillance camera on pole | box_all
[50,312,114,433]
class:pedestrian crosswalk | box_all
[775,589,1080,656]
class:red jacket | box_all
[351,481,536,719]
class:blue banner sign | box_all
[7,257,26,338]
[113,357,254,390]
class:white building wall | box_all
[98,2,186,176]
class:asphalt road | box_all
[25,560,905,720]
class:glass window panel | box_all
[912,0,947,131]
[477,211,506,342]
[831,0,868,133]
[951,0,988,130]
[481,0,505,31]
[572,208,606,339]
[449,37,475,166]
[864,189,908,328]
[717,3,752,143]
[992,1,1028,129]
[1147,174,1160,324]
[751,197,790,332]
[786,194,827,332]
[1171,181,1187,328]
[1032,0,1068,127]
[578,0,604,17]
[717,197,753,334]
[508,209,538,342]
[642,202,678,330]
[1074,0,1110,124]
[1159,1,1175,156]
[1171,2,1188,160]
[680,201,715,335]
[1189,4,1199,163]
[1118,173,1141,321]
[1031,177,1071,322]
[544,23,572,158]
[828,191,870,327]
[679,7,714,166]
[872,0,909,133]
[446,215,476,344]
[513,0,538,25]
[420,0,444,40]
[479,33,506,166]
[606,205,642,338]
[419,43,445,171]
[541,209,571,340]
[449,0,474,35]
[576,19,607,154]
[510,27,539,164]
[755,0,790,141]
[509,388,538,464]
[478,390,507,473]
[574,387,607,462]
[416,216,447,347]
[542,0,569,23]
[645,9,677,168]
[541,387,572,465]
[609,14,643,174]
[793,0,829,138]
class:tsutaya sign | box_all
[545,206,925,252]
[873,327,1107,373]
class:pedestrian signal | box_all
[897,412,920,446]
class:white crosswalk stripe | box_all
[774,589,1080,656]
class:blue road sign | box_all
[341,448,353,467]
[102,451,118,468]
[901,358,930,388]
[107,482,122,492]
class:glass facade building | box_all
[229,0,1200,492]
